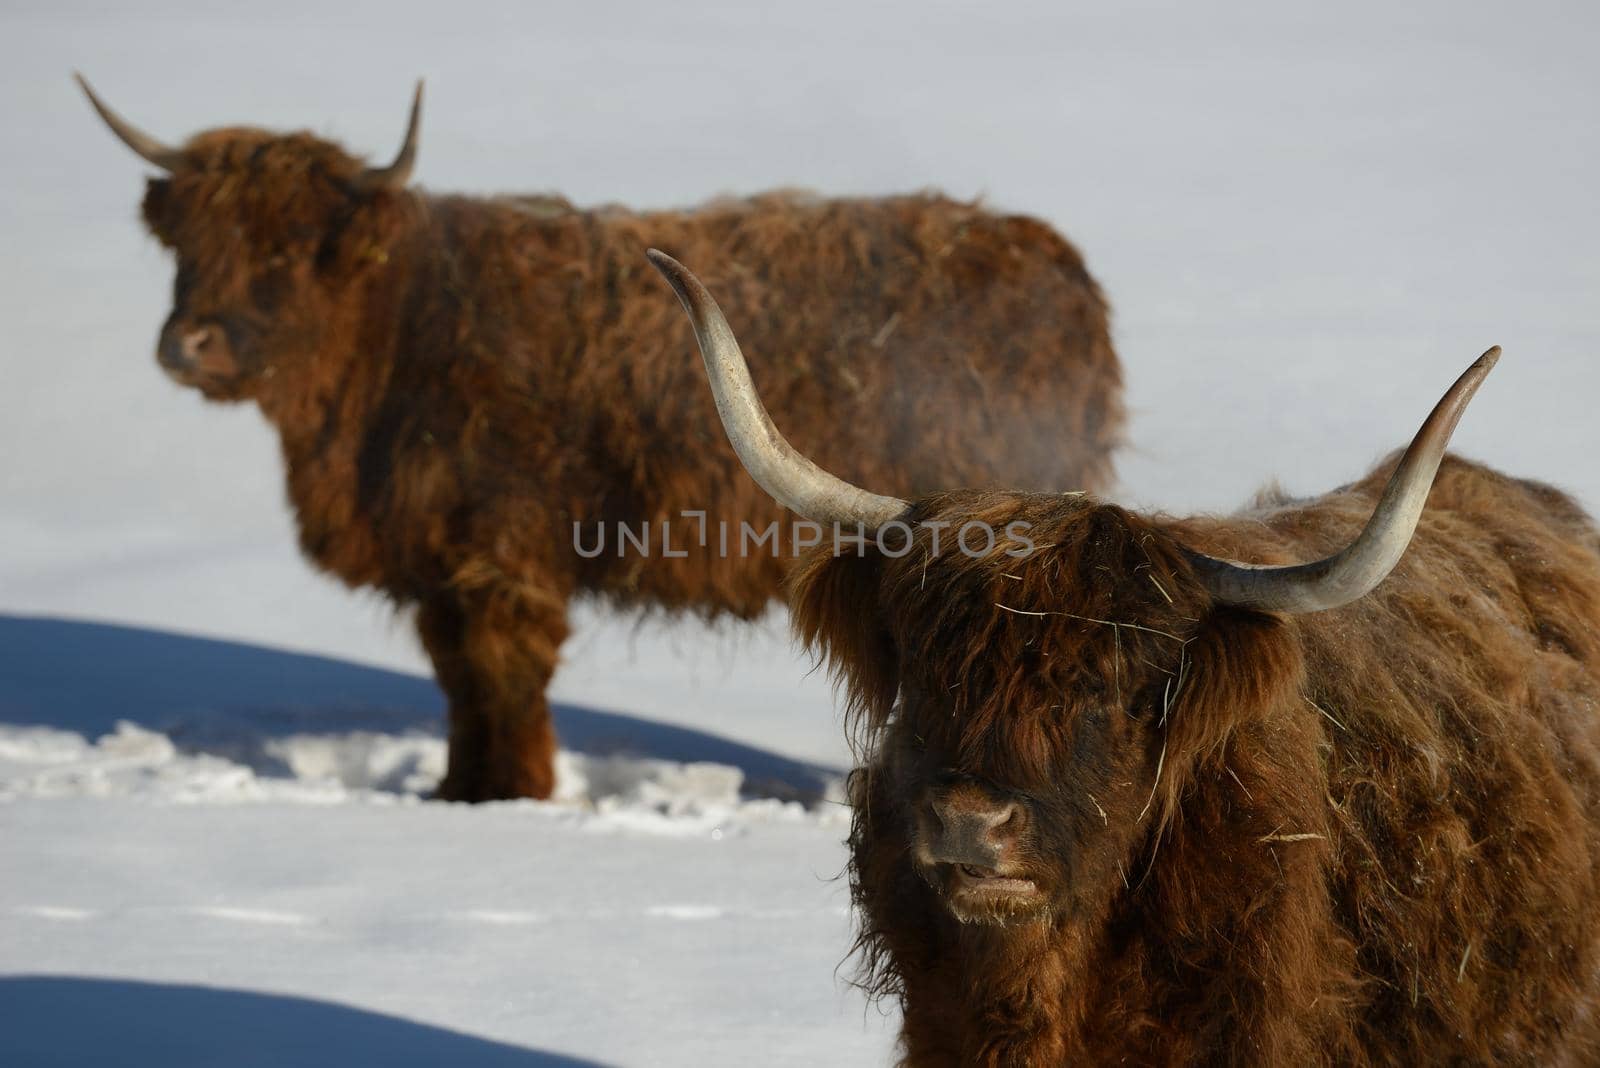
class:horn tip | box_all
[1477,345,1502,369]
[645,250,718,332]
[645,248,692,291]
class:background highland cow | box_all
[76,79,1122,800]
[658,253,1600,1065]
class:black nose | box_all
[926,787,1023,868]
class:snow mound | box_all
[0,720,847,833]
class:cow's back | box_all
[401,190,1121,614]
[591,191,1120,494]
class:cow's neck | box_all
[254,220,423,590]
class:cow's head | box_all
[805,490,1233,927]
[648,249,1498,929]
[78,76,422,401]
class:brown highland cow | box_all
[78,79,1123,801]
[654,250,1600,1066]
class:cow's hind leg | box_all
[418,581,570,802]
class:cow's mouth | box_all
[936,862,1046,925]
[948,863,1039,899]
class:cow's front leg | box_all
[418,582,570,802]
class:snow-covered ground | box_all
[3,1,1598,1064]
[0,616,880,1065]
[1,800,871,1067]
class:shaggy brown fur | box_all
[791,455,1600,1065]
[114,120,1122,800]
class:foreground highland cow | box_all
[78,79,1123,801]
[652,250,1600,1066]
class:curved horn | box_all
[356,80,423,191]
[1185,347,1501,613]
[75,73,184,172]
[646,249,909,531]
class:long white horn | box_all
[1184,347,1500,613]
[76,74,184,172]
[647,249,908,531]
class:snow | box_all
[3,0,1598,1064]
[1,801,874,1066]
[0,617,873,1064]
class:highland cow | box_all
[653,250,1600,1066]
[78,78,1123,801]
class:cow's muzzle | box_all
[925,788,1022,870]
[916,782,1043,918]
[157,317,242,386]
[919,783,1032,873]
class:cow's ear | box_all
[1152,607,1306,821]
[140,177,174,242]
[789,550,898,737]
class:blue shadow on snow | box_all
[0,975,611,1067]
[0,613,839,801]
